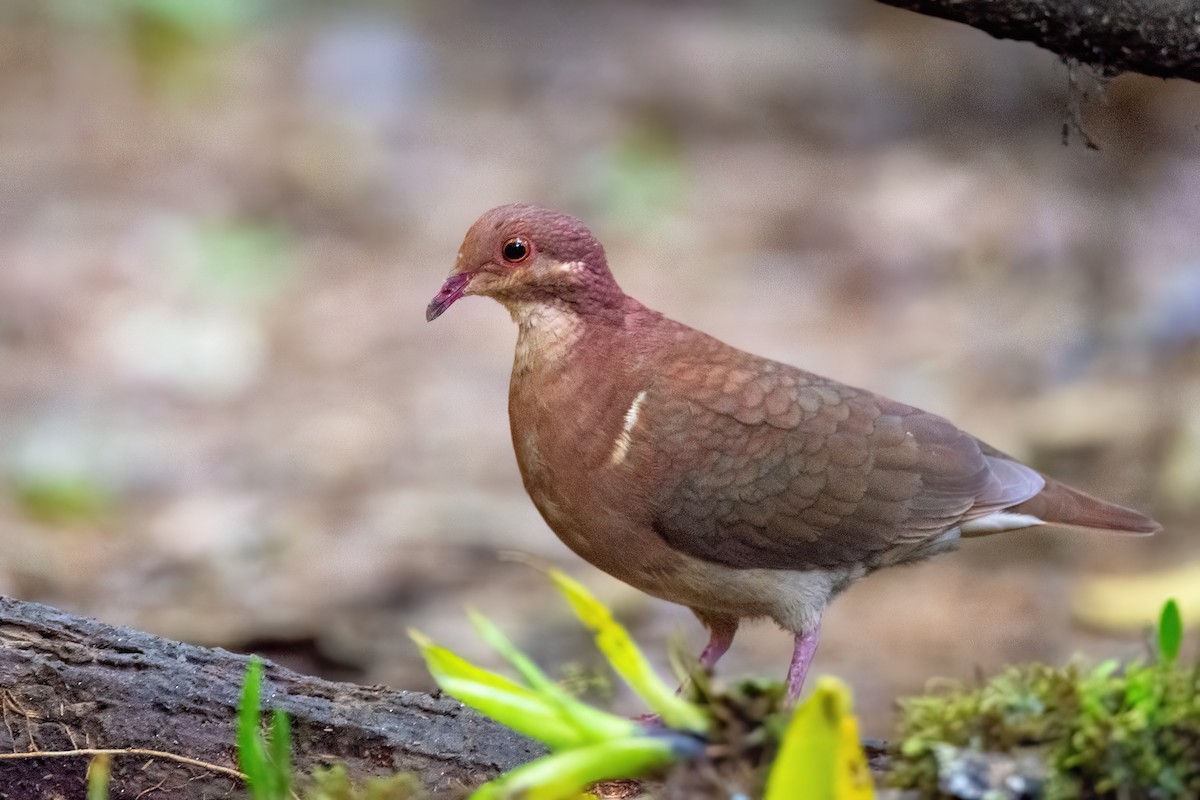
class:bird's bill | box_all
[426,272,472,321]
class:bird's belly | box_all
[652,556,864,632]
[530,479,861,632]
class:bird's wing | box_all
[641,337,1044,572]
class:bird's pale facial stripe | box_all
[609,390,648,466]
[557,260,584,274]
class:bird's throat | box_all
[509,299,587,375]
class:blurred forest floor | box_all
[0,0,1198,736]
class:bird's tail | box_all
[1008,479,1161,535]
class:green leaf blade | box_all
[86,753,111,800]
[467,609,639,743]
[269,708,292,798]
[1158,598,1183,664]
[237,657,272,797]
[411,629,596,750]
[469,736,681,800]
[546,569,709,734]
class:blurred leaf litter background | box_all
[1,0,1199,734]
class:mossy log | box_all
[0,596,543,798]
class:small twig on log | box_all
[0,748,247,781]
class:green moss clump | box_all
[888,657,1200,798]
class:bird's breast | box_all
[507,339,679,584]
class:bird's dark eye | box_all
[502,236,531,263]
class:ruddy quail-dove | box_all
[427,205,1160,699]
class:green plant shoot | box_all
[1159,597,1183,663]
[546,568,709,734]
[410,629,628,750]
[416,571,879,799]
[237,656,292,800]
[86,753,111,800]
[466,610,641,742]
[411,620,702,800]
[470,737,682,800]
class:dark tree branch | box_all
[0,596,543,799]
[875,0,1200,83]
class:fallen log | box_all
[0,596,543,798]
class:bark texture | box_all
[875,0,1200,82]
[0,596,543,799]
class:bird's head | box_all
[426,204,619,322]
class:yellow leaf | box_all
[469,737,679,800]
[410,629,590,750]
[764,677,875,800]
[546,569,709,734]
[466,610,639,742]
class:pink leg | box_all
[785,626,821,701]
[698,621,737,671]
[671,613,738,698]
